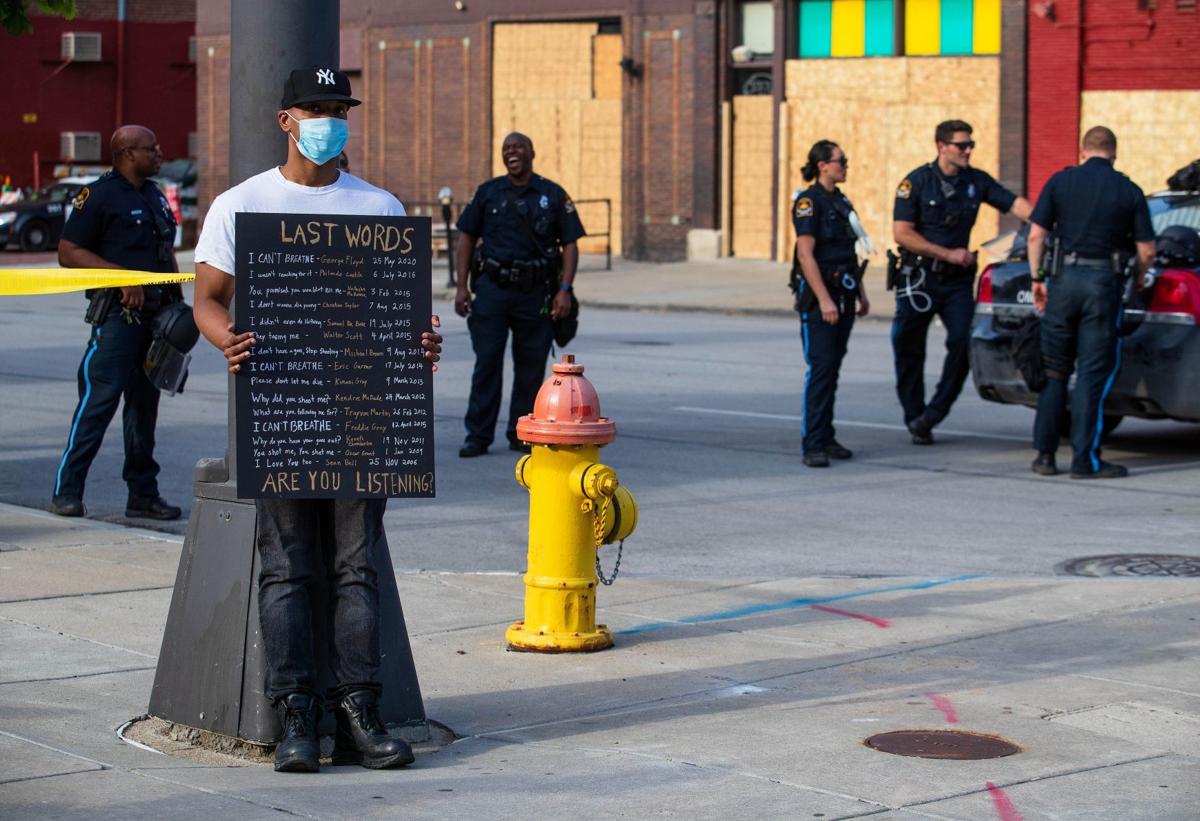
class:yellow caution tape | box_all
[0,269,196,296]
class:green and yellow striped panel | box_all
[797,0,999,58]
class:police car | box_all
[970,189,1200,433]
[0,176,93,252]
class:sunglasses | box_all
[826,156,849,167]
[946,140,976,151]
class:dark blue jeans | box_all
[255,497,386,702]
[54,309,160,500]
[800,303,856,454]
[464,275,553,447]
[1033,266,1122,474]
[891,275,975,425]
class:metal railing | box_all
[402,196,614,287]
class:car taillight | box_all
[976,264,994,304]
[1148,269,1200,321]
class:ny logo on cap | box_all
[316,69,335,85]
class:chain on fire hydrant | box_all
[505,355,638,652]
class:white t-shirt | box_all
[194,167,406,275]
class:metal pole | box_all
[606,198,612,270]
[439,187,456,287]
[151,0,429,744]
[223,0,340,475]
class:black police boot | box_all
[332,690,415,769]
[826,441,853,460]
[508,440,531,454]
[274,692,321,773]
[907,415,935,445]
[802,451,830,468]
[458,440,488,458]
[1070,461,1128,480]
[49,494,86,517]
[1031,453,1057,476]
[125,495,182,521]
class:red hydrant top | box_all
[515,355,617,445]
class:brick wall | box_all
[626,14,698,261]
[195,36,229,220]
[74,0,195,22]
[1080,1,1200,90]
[192,1,717,262]
[1027,0,1082,199]
[1027,0,1200,199]
[2,10,195,190]
[997,0,1026,224]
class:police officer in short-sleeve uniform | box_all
[454,132,585,457]
[50,125,182,520]
[891,119,1031,444]
[1027,126,1155,479]
[790,140,869,468]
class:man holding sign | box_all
[192,68,442,774]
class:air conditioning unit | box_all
[62,32,103,62]
[61,132,103,162]
[187,131,199,158]
[187,36,197,63]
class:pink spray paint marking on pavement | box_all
[809,604,891,628]
[986,781,1024,821]
[925,692,959,724]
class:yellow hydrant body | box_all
[505,356,638,652]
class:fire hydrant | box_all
[505,355,638,652]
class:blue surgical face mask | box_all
[287,113,349,166]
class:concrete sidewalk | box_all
[1,502,1197,819]
[16,247,896,319]
[433,253,899,321]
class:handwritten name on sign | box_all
[234,213,435,499]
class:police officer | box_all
[892,119,1031,444]
[791,140,870,468]
[50,125,182,520]
[454,132,585,457]
[1028,126,1155,479]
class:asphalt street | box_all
[3,267,1200,820]
[1,284,1197,580]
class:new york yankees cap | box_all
[280,67,361,109]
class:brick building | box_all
[0,0,196,191]
[193,1,1198,262]
[1027,0,1200,200]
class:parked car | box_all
[970,189,1200,432]
[0,176,94,252]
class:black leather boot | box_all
[332,690,414,769]
[274,692,321,773]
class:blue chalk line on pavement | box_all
[617,574,983,635]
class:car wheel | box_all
[18,220,50,252]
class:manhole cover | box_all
[619,340,672,346]
[865,730,1021,760]
[1056,554,1200,578]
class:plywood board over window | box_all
[730,95,775,259]
[1080,90,1200,197]
[492,23,623,255]
[782,55,1002,260]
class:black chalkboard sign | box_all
[233,213,434,499]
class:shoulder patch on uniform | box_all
[896,179,912,200]
[794,197,813,218]
[563,195,575,214]
[72,187,90,209]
